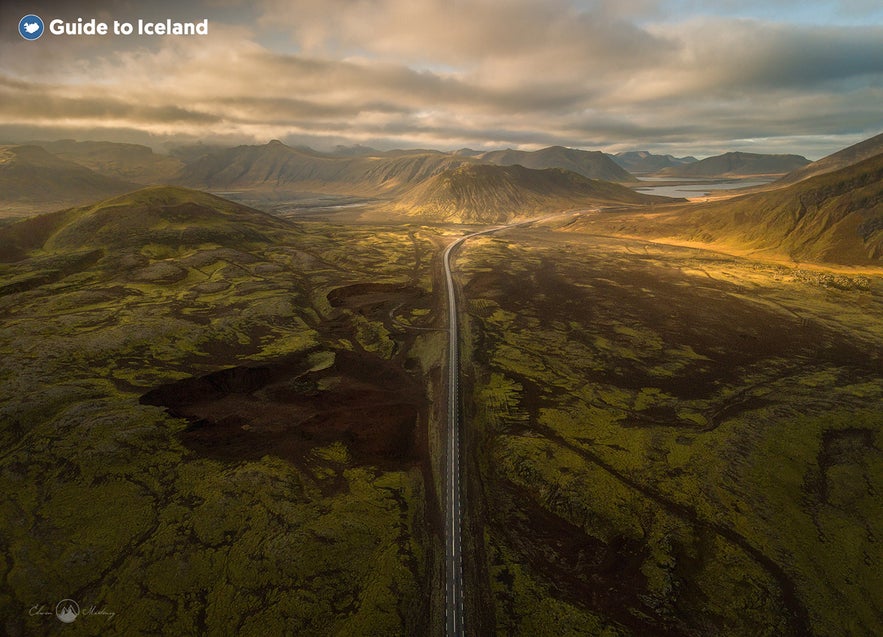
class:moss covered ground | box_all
[0,212,444,636]
[458,230,882,636]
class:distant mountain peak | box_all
[395,163,672,223]
[659,151,809,177]
[476,146,636,182]
[610,150,697,173]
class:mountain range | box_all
[34,140,184,184]
[175,140,470,195]
[610,151,697,173]
[0,145,137,213]
[2,139,849,218]
[658,152,811,177]
[3,132,882,265]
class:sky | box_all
[1,0,882,159]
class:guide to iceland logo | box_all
[19,14,44,40]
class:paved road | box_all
[441,217,574,637]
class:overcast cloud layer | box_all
[1,0,882,158]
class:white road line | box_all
[442,213,589,637]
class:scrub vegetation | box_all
[458,230,883,636]
[0,187,445,636]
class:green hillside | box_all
[0,186,287,262]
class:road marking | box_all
[442,213,591,637]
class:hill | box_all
[35,140,184,184]
[611,151,697,173]
[0,186,288,262]
[644,153,883,265]
[0,145,137,214]
[777,131,883,185]
[393,164,674,223]
[477,146,636,182]
[176,140,470,195]
[659,151,810,178]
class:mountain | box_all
[659,152,810,178]
[167,142,229,163]
[777,132,883,185]
[34,140,183,184]
[0,145,137,214]
[611,151,697,174]
[331,144,382,156]
[0,186,288,262]
[477,146,637,182]
[393,164,675,224]
[176,140,471,195]
[666,152,883,264]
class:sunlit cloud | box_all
[0,0,881,157]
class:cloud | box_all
[0,0,881,157]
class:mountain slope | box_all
[36,140,184,184]
[394,164,674,223]
[665,153,883,264]
[659,152,810,178]
[0,186,288,262]
[0,145,137,213]
[611,151,697,174]
[477,146,636,182]
[177,140,470,195]
[777,132,883,185]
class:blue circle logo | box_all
[19,14,44,41]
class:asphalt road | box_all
[442,231,469,637]
[442,217,569,637]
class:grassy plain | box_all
[458,228,883,636]
[0,193,446,636]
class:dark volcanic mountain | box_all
[0,186,287,262]
[394,163,674,223]
[671,152,883,264]
[659,152,810,177]
[477,146,636,182]
[0,145,137,213]
[611,151,697,173]
[35,140,183,184]
[777,132,883,185]
[176,140,470,195]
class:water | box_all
[633,176,777,198]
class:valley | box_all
[3,0,882,633]
[0,134,881,637]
